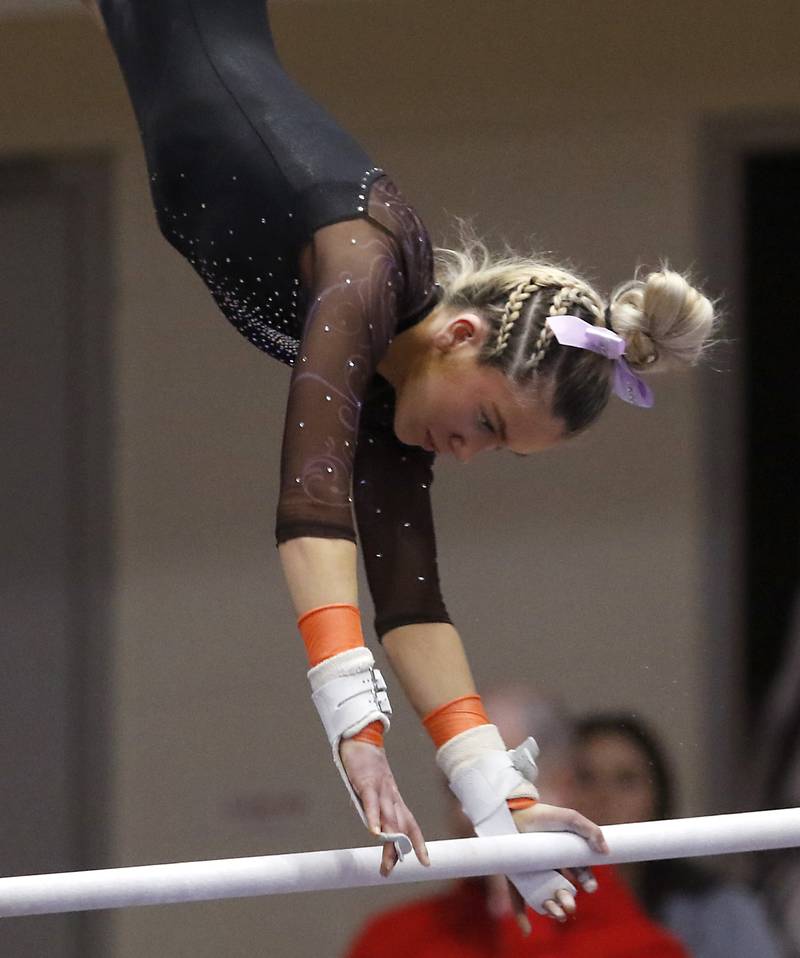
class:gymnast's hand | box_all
[507,801,608,932]
[340,737,430,876]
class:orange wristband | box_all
[298,603,384,748]
[507,796,538,811]
[298,603,364,668]
[422,694,491,749]
[351,722,384,747]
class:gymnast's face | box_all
[573,732,657,826]
[391,313,566,460]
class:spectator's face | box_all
[573,732,656,825]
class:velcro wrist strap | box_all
[436,724,507,779]
[436,725,540,803]
[450,761,520,830]
[309,647,391,743]
[307,648,412,860]
[440,731,573,915]
[447,748,539,831]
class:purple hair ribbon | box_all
[546,315,654,409]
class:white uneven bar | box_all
[2,809,798,918]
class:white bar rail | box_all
[2,808,798,917]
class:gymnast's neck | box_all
[377,307,443,390]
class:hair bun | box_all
[608,269,716,373]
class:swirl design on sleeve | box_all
[275,174,438,542]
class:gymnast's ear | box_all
[433,312,489,353]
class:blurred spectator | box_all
[344,687,688,958]
[574,713,785,958]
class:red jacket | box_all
[344,867,689,958]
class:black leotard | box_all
[99,0,450,636]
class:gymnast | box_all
[81,0,715,928]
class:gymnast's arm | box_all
[351,418,475,712]
[279,537,358,612]
[354,431,607,921]
[276,218,431,873]
[382,622,477,714]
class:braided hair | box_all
[435,230,716,435]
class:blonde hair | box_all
[434,230,717,433]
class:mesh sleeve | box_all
[353,401,451,639]
[275,217,403,543]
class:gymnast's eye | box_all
[479,410,496,434]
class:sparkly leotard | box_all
[99,0,450,636]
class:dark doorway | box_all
[0,158,113,956]
[743,152,800,714]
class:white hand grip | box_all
[308,648,411,860]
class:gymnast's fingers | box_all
[523,802,609,855]
[394,799,429,868]
[370,769,429,871]
[560,809,608,855]
[376,789,429,874]
[357,783,381,838]
[381,780,431,866]
[363,786,400,878]
[555,887,576,915]
[543,897,568,922]
[405,820,430,868]
[380,838,398,878]
[378,792,402,876]
[567,866,598,894]
[507,881,532,936]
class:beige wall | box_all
[3,2,799,956]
